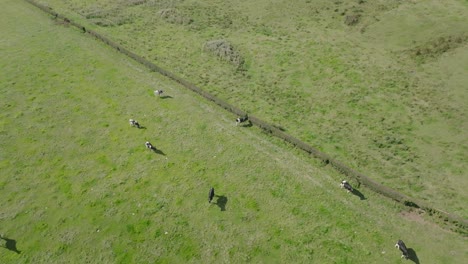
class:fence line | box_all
[24,0,467,233]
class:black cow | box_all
[208,187,215,203]
[154,90,164,97]
[395,240,409,259]
[129,119,141,128]
[340,180,353,193]
[236,115,249,126]
[145,141,155,150]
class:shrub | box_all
[203,39,245,68]
[158,8,193,25]
[344,14,360,26]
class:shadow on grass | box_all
[137,126,147,130]
[215,195,228,211]
[351,189,366,200]
[151,148,166,156]
[239,121,253,128]
[407,248,420,264]
[1,236,21,254]
[160,95,173,99]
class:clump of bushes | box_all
[81,6,111,19]
[122,0,147,7]
[203,39,245,68]
[81,7,115,27]
[91,19,115,27]
[81,6,131,27]
[344,14,361,26]
[158,8,193,25]
[410,35,468,60]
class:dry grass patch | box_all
[158,8,193,25]
[203,39,245,68]
[409,34,468,62]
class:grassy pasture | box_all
[35,0,468,219]
[1,1,467,263]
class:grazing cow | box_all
[154,90,164,97]
[395,240,409,259]
[208,187,215,203]
[236,115,249,126]
[145,141,155,150]
[340,180,353,193]
[129,119,141,128]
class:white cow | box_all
[236,116,249,126]
[154,90,164,97]
[145,141,154,150]
[129,119,140,128]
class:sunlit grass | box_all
[1,1,467,263]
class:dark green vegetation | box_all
[0,0,467,263]
[36,0,468,219]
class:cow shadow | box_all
[151,148,166,156]
[215,195,228,211]
[1,236,21,254]
[160,95,173,99]
[239,121,253,128]
[137,126,147,130]
[407,248,420,264]
[351,189,366,200]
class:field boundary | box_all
[24,0,467,234]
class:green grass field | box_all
[35,0,468,219]
[1,0,467,263]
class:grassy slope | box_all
[1,1,467,263]
[36,0,468,218]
